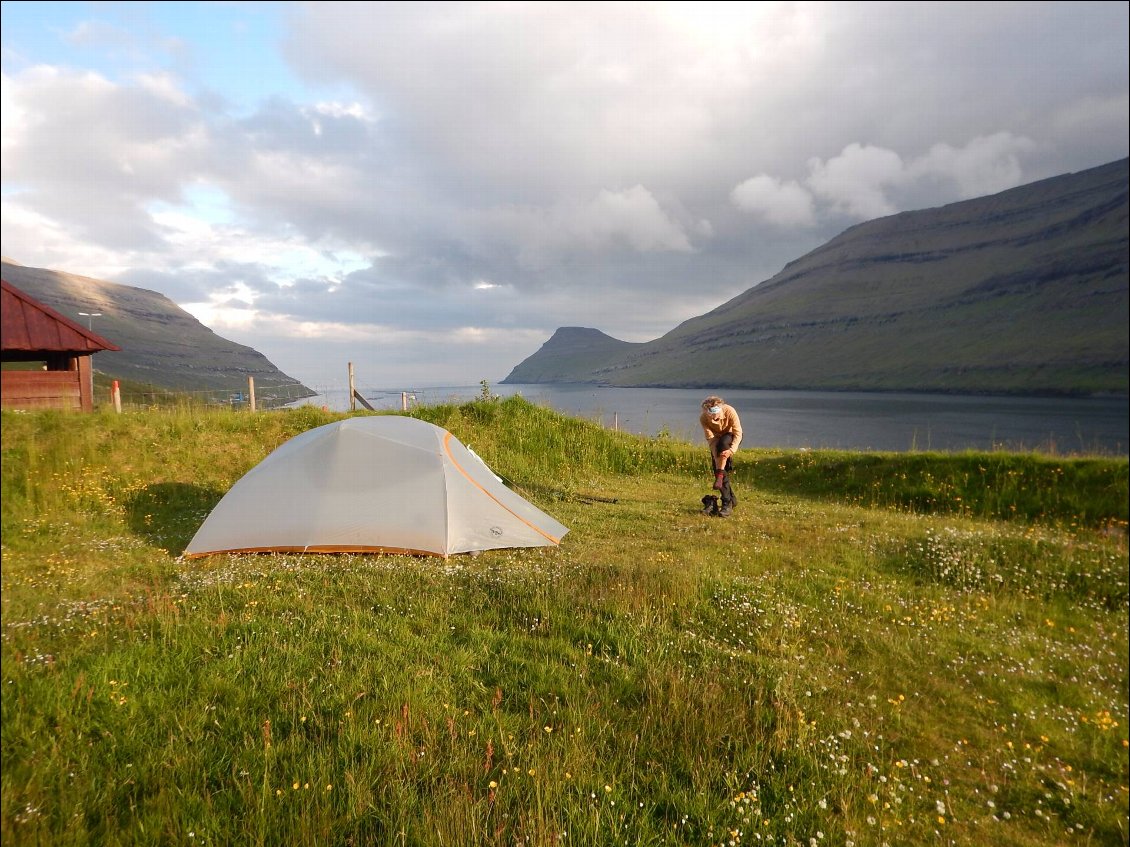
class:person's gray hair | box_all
[702,395,724,409]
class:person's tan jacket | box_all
[700,404,743,453]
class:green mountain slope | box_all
[504,158,1129,395]
[1,259,314,403]
[499,327,640,383]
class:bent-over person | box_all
[699,395,742,517]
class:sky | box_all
[2,1,1128,392]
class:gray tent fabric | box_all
[185,415,568,558]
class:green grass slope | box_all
[2,398,1127,846]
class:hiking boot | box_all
[718,503,733,518]
[701,495,719,515]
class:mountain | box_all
[1,259,315,404]
[501,327,638,384]
[503,158,1129,395]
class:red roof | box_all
[1,278,121,353]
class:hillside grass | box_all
[2,396,1127,846]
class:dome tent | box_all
[185,415,568,558]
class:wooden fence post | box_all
[112,380,122,414]
[248,376,256,412]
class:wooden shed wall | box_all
[0,357,92,412]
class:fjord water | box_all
[293,384,1128,455]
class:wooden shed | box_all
[1,278,121,412]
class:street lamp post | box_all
[78,312,102,331]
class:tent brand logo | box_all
[490,526,504,537]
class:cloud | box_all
[1,1,1127,388]
[909,132,1038,199]
[805,143,905,220]
[497,186,695,270]
[1,65,206,250]
[731,133,1044,226]
[730,174,816,227]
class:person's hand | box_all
[720,449,732,460]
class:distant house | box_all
[1,278,121,412]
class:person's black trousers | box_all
[712,433,737,507]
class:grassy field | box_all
[2,396,1127,846]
